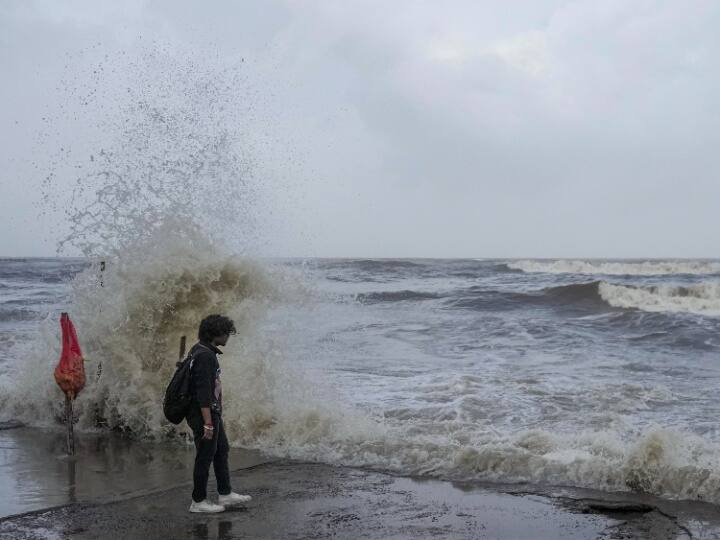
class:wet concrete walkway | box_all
[0,462,709,539]
[0,426,269,518]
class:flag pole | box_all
[65,394,75,455]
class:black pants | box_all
[187,410,232,502]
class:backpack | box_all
[163,350,196,424]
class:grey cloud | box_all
[1,0,719,257]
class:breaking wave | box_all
[599,282,720,316]
[507,259,720,276]
[224,399,720,504]
[450,280,720,316]
[0,45,302,437]
[1,235,275,431]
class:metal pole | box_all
[65,394,75,455]
[97,261,105,380]
[178,335,187,362]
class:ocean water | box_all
[3,256,720,505]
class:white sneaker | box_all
[189,499,225,513]
[218,492,252,506]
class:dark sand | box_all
[2,426,720,539]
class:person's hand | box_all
[202,424,214,440]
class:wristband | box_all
[203,425,214,431]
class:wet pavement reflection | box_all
[191,520,236,540]
[0,426,270,518]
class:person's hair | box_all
[198,314,237,342]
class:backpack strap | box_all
[176,347,197,369]
[179,343,212,369]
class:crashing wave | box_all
[507,260,720,276]
[599,282,720,316]
[0,232,273,430]
[452,280,720,316]
[228,407,720,504]
[516,280,720,316]
[0,46,298,434]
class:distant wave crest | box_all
[453,280,720,316]
[506,260,720,276]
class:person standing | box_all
[186,314,252,513]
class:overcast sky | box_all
[1,1,719,258]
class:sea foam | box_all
[507,259,720,276]
[599,281,720,316]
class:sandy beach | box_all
[3,426,720,539]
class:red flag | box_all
[54,313,86,399]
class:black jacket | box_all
[189,341,222,414]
